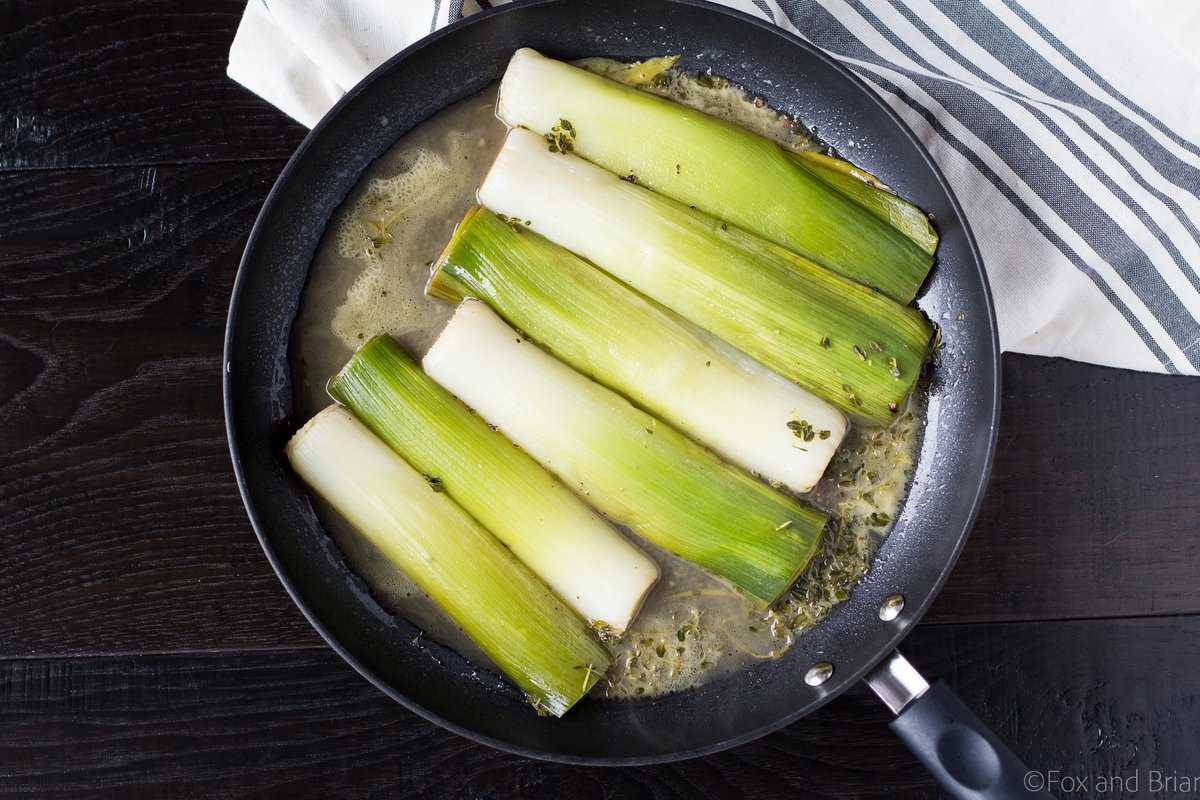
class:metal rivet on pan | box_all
[879,594,905,621]
[804,662,834,686]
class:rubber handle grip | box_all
[890,681,1053,799]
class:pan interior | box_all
[224,0,998,764]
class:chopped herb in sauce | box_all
[590,620,618,644]
[574,662,599,692]
[497,213,526,233]
[787,419,815,441]
[695,71,726,89]
[545,118,576,153]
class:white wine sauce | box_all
[290,62,925,700]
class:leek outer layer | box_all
[792,150,938,257]
[429,206,848,493]
[329,336,659,636]
[423,299,829,607]
[478,128,933,425]
[496,47,935,302]
[286,406,611,717]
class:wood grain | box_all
[930,355,1200,623]
[0,0,305,169]
[0,163,318,655]
[1,617,1196,799]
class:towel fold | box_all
[229,0,1200,375]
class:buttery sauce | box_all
[290,62,924,700]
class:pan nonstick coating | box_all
[224,0,999,764]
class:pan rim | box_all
[223,0,1000,766]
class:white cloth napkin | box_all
[229,0,1200,375]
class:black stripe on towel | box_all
[1003,0,1200,161]
[952,3,1200,199]
[857,0,1200,299]
[779,0,1197,370]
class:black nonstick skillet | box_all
[224,2,1046,796]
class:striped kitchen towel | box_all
[228,0,1200,374]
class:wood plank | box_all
[0,163,319,654]
[0,0,305,169]
[1,162,1197,657]
[1,616,1197,798]
[928,354,1200,623]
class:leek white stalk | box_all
[478,128,933,425]
[423,300,828,607]
[329,336,658,636]
[429,206,848,493]
[286,406,611,717]
[496,47,935,302]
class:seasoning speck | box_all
[787,419,815,442]
[545,118,576,153]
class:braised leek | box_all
[286,406,611,716]
[478,128,933,425]
[423,300,828,607]
[428,206,848,493]
[329,336,659,636]
[496,47,935,301]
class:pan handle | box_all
[865,651,1052,799]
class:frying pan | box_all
[224,1,1044,795]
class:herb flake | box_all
[545,118,576,153]
[787,419,815,442]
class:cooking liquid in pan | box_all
[291,65,925,699]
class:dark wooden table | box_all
[2,2,1198,797]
